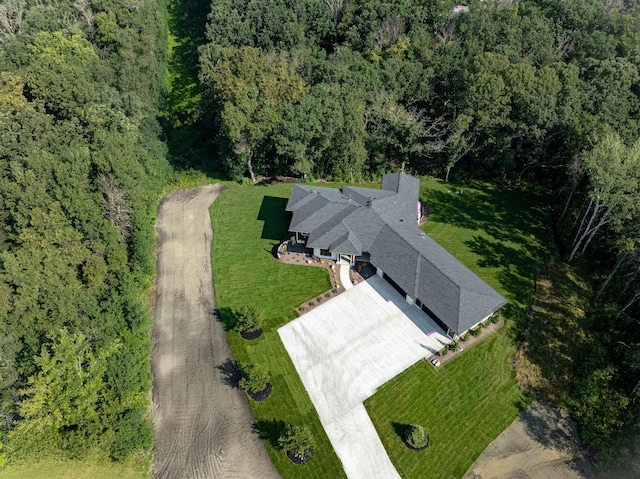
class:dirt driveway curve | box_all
[152,185,281,479]
[463,400,595,479]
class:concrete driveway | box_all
[279,274,449,479]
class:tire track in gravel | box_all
[152,185,281,479]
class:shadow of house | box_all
[257,196,290,241]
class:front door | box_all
[339,254,352,265]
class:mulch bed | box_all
[428,316,505,368]
[402,437,429,451]
[247,382,272,402]
[286,448,314,464]
[240,328,263,340]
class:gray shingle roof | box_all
[285,173,507,334]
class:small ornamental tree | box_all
[233,305,263,333]
[404,424,429,450]
[278,424,315,462]
[238,362,270,394]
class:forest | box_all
[1,0,640,473]
[0,0,171,466]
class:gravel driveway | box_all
[152,185,280,479]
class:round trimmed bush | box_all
[404,424,429,450]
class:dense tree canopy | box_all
[0,0,170,464]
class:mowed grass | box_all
[209,184,346,479]
[365,178,553,478]
[366,332,527,479]
[210,179,552,479]
[0,457,149,479]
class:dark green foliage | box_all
[110,417,155,462]
[0,0,171,464]
[278,424,316,460]
[233,305,264,333]
[198,0,640,183]
[404,424,429,450]
[238,362,270,394]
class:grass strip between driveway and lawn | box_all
[210,184,345,479]
[210,178,553,479]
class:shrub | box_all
[233,305,263,333]
[291,235,296,246]
[470,327,481,337]
[441,347,448,356]
[449,340,460,351]
[491,314,500,324]
[462,331,470,342]
[238,362,270,393]
[404,424,429,449]
[110,417,154,461]
[278,424,315,460]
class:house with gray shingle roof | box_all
[285,172,507,337]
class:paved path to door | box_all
[279,274,449,479]
[338,261,353,291]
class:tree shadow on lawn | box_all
[253,418,287,448]
[463,234,541,337]
[392,422,410,440]
[424,186,551,253]
[258,196,290,241]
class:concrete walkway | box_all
[339,262,353,290]
[279,275,449,479]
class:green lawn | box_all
[210,184,346,479]
[0,457,150,479]
[365,178,553,478]
[366,331,527,479]
[210,179,552,479]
